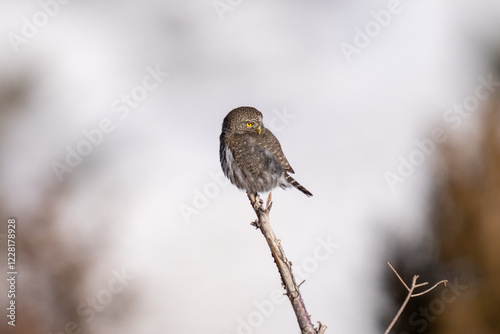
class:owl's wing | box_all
[256,128,295,174]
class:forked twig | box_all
[385,262,448,334]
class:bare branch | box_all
[385,263,447,334]
[317,322,328,334]
[247,192,327,334]
[414,282,429,289]
[387,262,410,291]
[411,280,448,297]
[385,275,418,334]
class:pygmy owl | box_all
[219,106,312,197]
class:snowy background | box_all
[1,1,500,333]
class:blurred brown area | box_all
[429,92,500,334]
[0,76,135,334]
[382,67,500,333]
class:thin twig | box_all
[387,262,410,291]
[411,280,448,297]
[385,275,418,334]
[317,322,328,334]
[385,262,448,334]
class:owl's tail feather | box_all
[285,174,313,197]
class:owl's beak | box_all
[256,125,262,135]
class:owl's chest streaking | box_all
[219,131,289,194]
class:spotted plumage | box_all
[219,106,312,197]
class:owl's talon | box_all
[251,194,264,211]
[251,220,260,228]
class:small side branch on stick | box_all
[385,262,448,334]
[247,192,327,334]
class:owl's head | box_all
[222,106,263,135]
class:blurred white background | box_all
[1,1,500,333]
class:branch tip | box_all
[387,262,410,291]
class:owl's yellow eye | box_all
[246,122,252,127]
